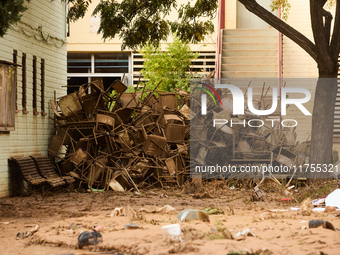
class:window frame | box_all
[0,60,20,131]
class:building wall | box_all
[282,0,340,152]
[67,0,217,53]
[282,0,318,78]
[224,0,337,150]
[0,0,67,197]
[280,0,315,146]
[67,0,218,86]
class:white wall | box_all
[0,0,67,197]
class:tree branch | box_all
[310,0,329,55]
[322,9,332,45]
[238,0,317,61]
[330,0,340,56]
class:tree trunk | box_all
[236,0,340,172]
[309,65,338,178]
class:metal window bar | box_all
[41,59,46,115]
[13,50,18,112]
[22,53,28,113]
[33,56,38,115]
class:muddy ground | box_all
[0,180,339,255]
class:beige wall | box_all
[67,0,217,53]
[281,0,316,145]
[283,79,316,143]
[224,0,324,78]
[226,0,237,29]
[0,0,67,197]
[282,0,340,152]
[282,0,318,78]
[224,0,338,150]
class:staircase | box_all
[333,54,340,137]
[221,29,279,78]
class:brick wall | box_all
[0,0,67,197]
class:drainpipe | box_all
[278,5,282,127]
[215,0,225,79]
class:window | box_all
[131,52,215,85]
[33,56,38,115]
[67,53,130,94]
[67,53,91,73]
[94,53,128,73]
[41,59,46,116]
[0,61,18,131]
[67,53,129,74]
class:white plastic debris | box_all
[312,207,325,212]
[312,198,325,206]
[235,228,255,238]
[161,224,182,242]
[325,189,340,209]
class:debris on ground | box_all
[308,220,336,231]
[161,223,182,242]
[190,80,312,181]
[312,197,326,207]
[124,223,139,230]
[16,225,40,240]
[325,189,340,208]
[203,207,224,215]
[312,207,326,212]
[110,207,126,217]
[138,204,176,214]
[93,226,103,232]
[9,78,322,195]
[235,228,255,241]
[48,80,190,191]
[177,209,210,222]
[301,198,314,211]
[77,230,103,248]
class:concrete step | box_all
[223,29,278,36]
[222,42,277,50]
[221,71,278,78]
[222,35,277,43]
[222,56,277,65]
[222,49,278,57]
[221,64,277,72]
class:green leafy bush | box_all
[139,38,198,92]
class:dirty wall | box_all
[0,0,67,197]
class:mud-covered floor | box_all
[0,181,339,255]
